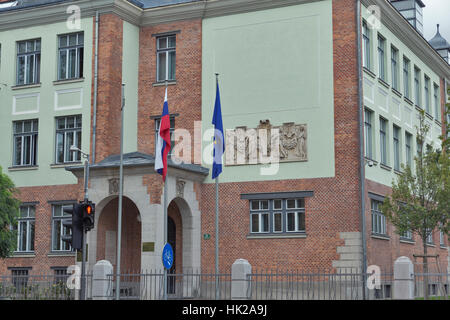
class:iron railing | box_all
[246,268,394,300]
[106,269,232,300]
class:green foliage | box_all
[382,108,449,246]
[0,166,20,258]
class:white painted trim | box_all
[54,88,83,111]
[12,92,40,115]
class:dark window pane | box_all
[273,213,282,232]
[59,50,67,80]
[251,214,259,233]
[261,214,269,232]
[287,212,295,231]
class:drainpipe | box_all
[92,11,99,164]
[356,0,368,299]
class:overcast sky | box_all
[422,0,450,42]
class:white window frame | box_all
[156,35,176,82]
[371,200,386,235]
[15,205,35,253]
[51,204,74,252]
[13,119,38,167]
[57,32,84,80]
[16,39,41,85]
[55,115,82,164]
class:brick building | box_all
[0,0,449,290]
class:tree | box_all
[381,105,449,300]
[0,166,20,259]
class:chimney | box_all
[389,0,425,35]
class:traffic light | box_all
[82,201,95,231]
[61,204,83,250]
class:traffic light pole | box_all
[80,155,90,300]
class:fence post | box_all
[393,256,414,300]
[231,259,252,300]
[92,260,113,300]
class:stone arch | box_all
[95,196,142,273]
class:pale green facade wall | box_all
[0,18,93,187]
[361,4,444,187]
[201,0,335,183]
[122,21,139,154]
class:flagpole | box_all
[115,83,125,300]
[163,80,168,301]
[214,73,220,300]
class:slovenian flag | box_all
[155,88,171,181]
[212,79,224,179]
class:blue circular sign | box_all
[162,243,174,270]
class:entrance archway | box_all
[96,196,142,273]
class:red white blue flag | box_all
[155,88,171,181]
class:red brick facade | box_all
[0,183,84,274]
[137,19,202,164]
[365,179,448,272]
[1,1,448,277]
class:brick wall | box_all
[92,14,124,163]
[137,19,202,163]
[0,183,84,274]
[365,179,448,272]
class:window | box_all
[13,119,38,167]
[391,46,399,91]
[362,21,371,70]
[364,109,373,159]
[414,67,421,107]
[156,35,176,82]
[440,229,445,247]
[371,200,386,235]
[16,39,41,85]
[286,199,305,233]
[377,35,386,80]
[11,268,30,289]
[13,205,35,252]
[405,132,412,168]
[250,200,269,233]
[53,267,69,284]
[426,229,433,245]
[154,116,175,157]
[401,230,412,241]
[434,85,440,121]
[55,115,82,164]
[424,76,430,114]
[379,118,388,165]
[403,57,410,99]
[248,198,306,235]
[58,32,84,80]
[393,125,401,171]
[52,204,74,251]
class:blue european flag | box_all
[212,79,224,179]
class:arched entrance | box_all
[167,199,183,295]
[96,196,142,273]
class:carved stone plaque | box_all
[108,178,120,195]
[176,179,186,198]
[225,120,307,166]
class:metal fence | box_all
[106,269,232,300]
[0,269,448,300]
[414,273,449,300]
[246,268,394,300]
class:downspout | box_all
[92,11,99,164]
[356,0,368,299]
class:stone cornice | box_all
[0,0,321,29]
[361,0,450,80]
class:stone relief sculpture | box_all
[225,120,307,165]
[108,178,120,195]
[176,179,186,198]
